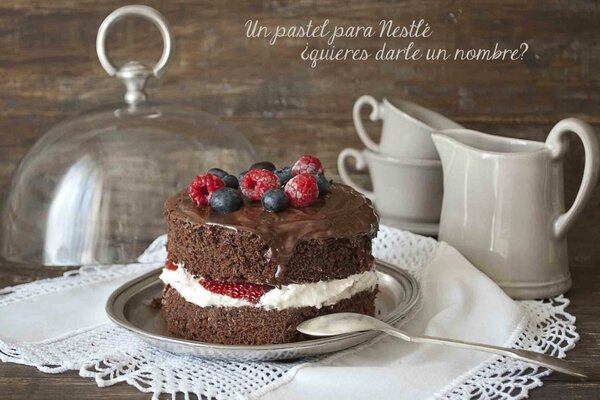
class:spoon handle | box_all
[382,328,586,379]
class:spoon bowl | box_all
[297,312,388,336]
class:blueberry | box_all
[238,170,248,183]
[222,174,239,189]
[250,161,276,171]
[315,173,330,196]
[209,188,243,213]
[274,166,293,186]
[207,168,228,179]
[262,189,289,212]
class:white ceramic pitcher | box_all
[353,95,463,159]
[432,118,599,299]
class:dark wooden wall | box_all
[0,0,598,259]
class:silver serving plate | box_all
[106,259,420,361]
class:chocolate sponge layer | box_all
[165,209,374,285]
[161,285,377,345]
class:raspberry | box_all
[240,169,280,201]
[165,261,178,271]
[199,280,273,304]
[187,174,225,206]
[292,155,323,176]
[284,173,319,207]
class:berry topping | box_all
[165,261,178,271]
[188,174,225,206]
[222,174,239,189]
[315,173,330,196]
[250,161,277,171]
[284,173,319,207]
[199,280,273,304]
[274,166,293,186]
[207,168,228,179]
[209,187,243,213]
[292,155,323,176]
[262,189,290,212]
[240,169,281,201]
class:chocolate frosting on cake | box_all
[165,184,378,279]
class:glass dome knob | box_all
[96,5,174,105]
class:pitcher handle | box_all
[353,95,383,153]
[337,148,375,200]
[546,118,600,239]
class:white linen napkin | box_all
[258,243,524,399]
[0,264,155,343]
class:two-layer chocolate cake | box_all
[160,156,379,345]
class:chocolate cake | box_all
[160,156,379,345]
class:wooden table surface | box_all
[0,1,599,398]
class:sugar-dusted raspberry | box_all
[199,280,273,304]
[187,173,225,206]
[291,155,323,176]
[240,169,281,201]
[284,173,319,207]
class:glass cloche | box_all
[0,6,258,266]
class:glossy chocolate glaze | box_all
[165,184,379,280]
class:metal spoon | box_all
[297,313,586,379]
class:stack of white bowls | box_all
[337,95,462,235]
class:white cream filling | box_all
[159,265,378,311]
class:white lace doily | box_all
[0,226,578,400]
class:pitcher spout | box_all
[431,130,464,165]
